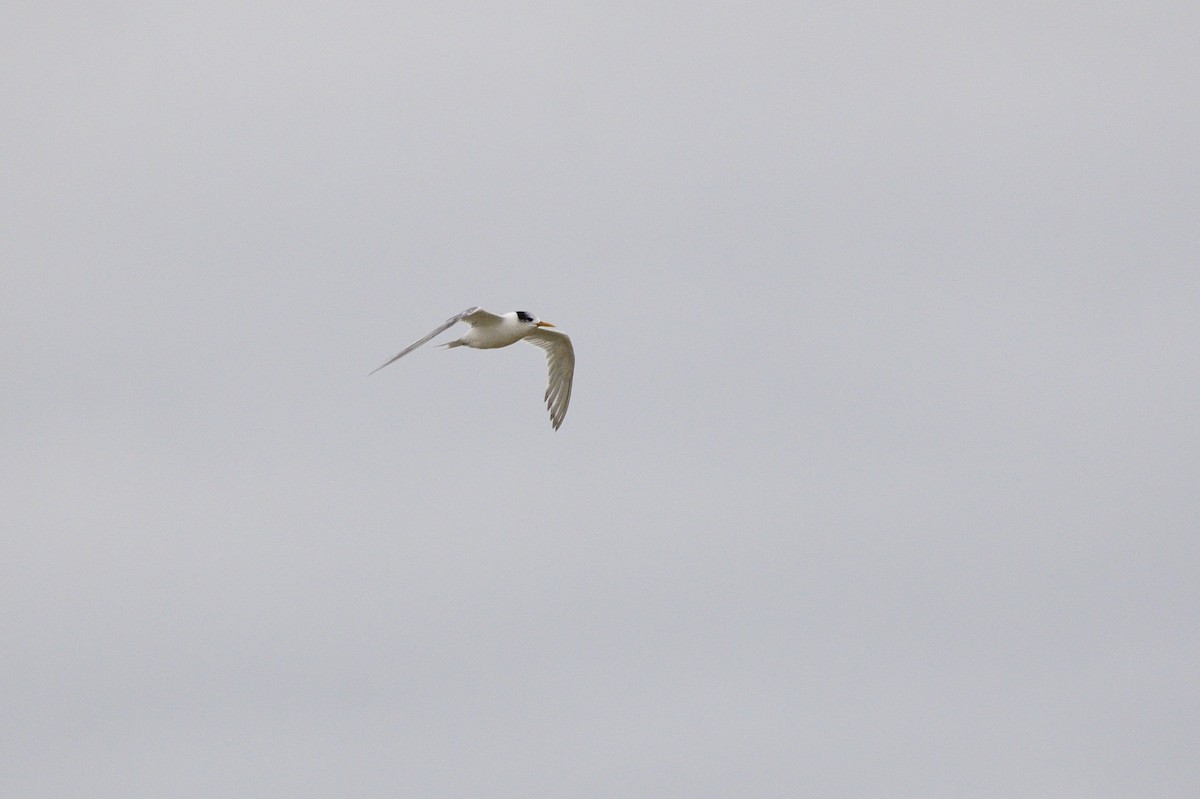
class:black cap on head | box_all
[516,311,534,323]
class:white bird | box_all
[371,307,575,430]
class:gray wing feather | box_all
[370,306,485,375]
[523,328,574,430]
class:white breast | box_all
[462,313,529,349]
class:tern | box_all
[371,307,575,430]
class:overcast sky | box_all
[3,3,1198,797]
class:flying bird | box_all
[371,307,574,430]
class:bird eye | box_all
[516,311,534,323]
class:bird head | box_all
[516,311,555,328]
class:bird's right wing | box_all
[370,306,492,375]
[523,328,574,430]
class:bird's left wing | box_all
[370,306,484,375]
[523,328,574,430]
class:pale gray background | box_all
[3,3,1198,797]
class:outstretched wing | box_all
[370,306,497,375]
[523,327,574,430]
